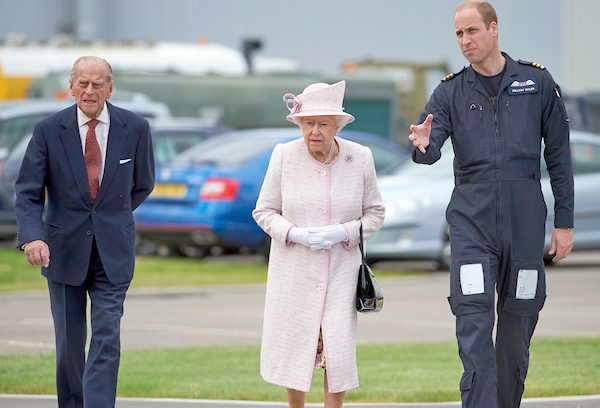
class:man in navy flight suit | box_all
[409,1,574,407]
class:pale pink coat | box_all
[252,137,385,393]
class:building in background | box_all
[2,0,598,91]
[1,0,598,135]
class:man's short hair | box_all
[456,1,498,29]
[71,56,114,83]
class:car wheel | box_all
[156,244,185,257]
[437,236,451,271]
[180,243,208,259]
[259,236,271,261]
[135,238,157,256]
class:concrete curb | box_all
[1,394,600,407]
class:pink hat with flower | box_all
[283,80,355,125]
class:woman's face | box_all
[301,115,338,157]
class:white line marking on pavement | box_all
[0,319,53,326]
[372,317,455,329]
[126,323,262,338]
[373,318,600,337]
[534,328,600,337]
[0,339,54,349]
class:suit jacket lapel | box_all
[94,102,127,205]
[59,105,94,207]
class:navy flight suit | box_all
[412,53,573,408]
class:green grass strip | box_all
[0,338,598,403]
[0,248,419,292]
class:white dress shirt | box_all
[77,103,110,185]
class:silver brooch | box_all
[344,154,353,162]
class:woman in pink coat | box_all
[252,80,385,408]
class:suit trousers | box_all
[47,240,130,408]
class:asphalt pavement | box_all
[1,251,599,407]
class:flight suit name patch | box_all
[508,76,539,95]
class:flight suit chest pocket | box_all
[451,100,492,167]
[505,92,543,160]
[502,260,546,316]
[448,257,494,316]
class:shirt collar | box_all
[77,102,110,127]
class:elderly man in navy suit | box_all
[15,56,154,408]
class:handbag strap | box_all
[359,223,366,264]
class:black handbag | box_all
[356,224,383,313]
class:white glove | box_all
[306,224,348,250]
[325,224,349,245]
[288,226,338,250]
[288,227,312,248]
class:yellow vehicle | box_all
[0,65,34,100]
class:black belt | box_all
[456,172,541,185]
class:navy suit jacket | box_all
[15,101,155,286]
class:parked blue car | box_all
[0,116,226,241]
[133,128,409,257]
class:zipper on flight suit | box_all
[491,96,500,174]
[492,96,498,135]
[491,96,502,236]
[506,99,512,145]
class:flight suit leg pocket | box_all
[448,257,494,316]
[499,361,530,408]
[460,369,475,391]
[502,260,546,316]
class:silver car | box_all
[0,93,172,240]
[367,130,600,270]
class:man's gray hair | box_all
[70,56,114,83]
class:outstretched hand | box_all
[409,114,434,154]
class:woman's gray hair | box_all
[295,115,350,132]
[70,56,114,83]
[333,115,350,130]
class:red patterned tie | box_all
[84,119,101,203]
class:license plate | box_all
[151,183,188,199]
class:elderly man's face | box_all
[69,59,113,119]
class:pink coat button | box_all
[318,284,323,290]
[320,171,326,176]
[321,208,327,213]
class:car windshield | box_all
[173,134,277,167]
[0,113,47,150]
[153,130,209,164]
[6,133,31,163]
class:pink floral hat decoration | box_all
[283,80,355,125]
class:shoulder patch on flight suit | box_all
[442,67,465,82]
[518,60,546,70]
